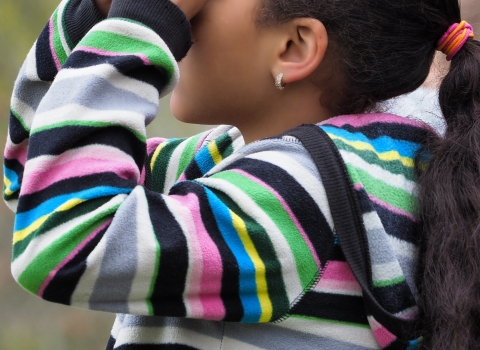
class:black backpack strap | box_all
[286,124,419,339]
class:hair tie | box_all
[436,21,475,61]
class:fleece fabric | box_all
[4,0,432,349]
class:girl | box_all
[4,0,479,348]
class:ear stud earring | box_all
[275,73,286,91]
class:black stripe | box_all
[42,218,107,305]
[63,0,104,47]
[29,126,146,170]
[169,181,244,321]
[372,200,421,244]
[17,173,136,213]
[224,158,335,268]
[145,190,188,317]
[182,160,203,182]
[36,22,58,82]
[64,51,167,93]
[4,157,24,185]
[372,281,417,315]
[8,109,30,145]
[291,290,369,325]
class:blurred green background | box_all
[0,1,478,349]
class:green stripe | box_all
[346,164,415,214]
[213,190,290,321]
[289,314,370,328]
[78,29,175,79]
[373,275,406,288]
[175,134,203,180]
[61,0,75,50]
[31,121,146,143]
[17,204,119,294]
[52,9,68,65]
[151,139,185,193]
[332,140,415,181]
[12,197,111,261]
[209,171,317,287]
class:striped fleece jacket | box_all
[4,0,432,348]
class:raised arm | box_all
[10,0,329,323]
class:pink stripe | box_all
[353,183,417,222]
[320,113,429,129]
[4,141,28,166]
[49,18,62,71]
[38,219,112,298]
[315,261,361,293]
[146,138,167,155]
[22,157,139,195]
[231,169,322,269]
[369,317,397,348]
[76,46,151,66]
[170,193,226,320]
[321,261,357,281]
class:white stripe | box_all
[113,325,221,349]
[31,104,147,136]
[126,187,159,315]
[340,149,416,194]
[92,19,179,97]
[54,64,159,105]
[163,139,189,192]
[371,260,405,284]
[278,317,380,349]
[24,42,40,81]
[196,177,304,303]
[387,235,417,260]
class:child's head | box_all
[170,0,476,141]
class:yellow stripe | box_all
[328,134,414,167]
[208,142,222,165]
[13,198,85,244]
[4,175,14,196]
[230,210,273,322]
[150,142,168,171]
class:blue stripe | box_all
[195,146,216,175]
[320,125,421,157]
[4,166,21,193]
[204,188,261,322]
[14,186,131,231]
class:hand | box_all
[170,0,210,20]
[93,0,112,17]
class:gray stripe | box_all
[364,225,398,265]
[90,195,139,313]
[223,323,375,350]
[119,315,224,340]
[14,63,52,112]
[37,74,157,119]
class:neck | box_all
[237,81,335,144]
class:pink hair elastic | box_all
[437,21,475,61]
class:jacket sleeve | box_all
[4,0,104,211]
[10,0,330,323]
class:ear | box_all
[272,18,328,85]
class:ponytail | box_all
[416,37,480,349]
